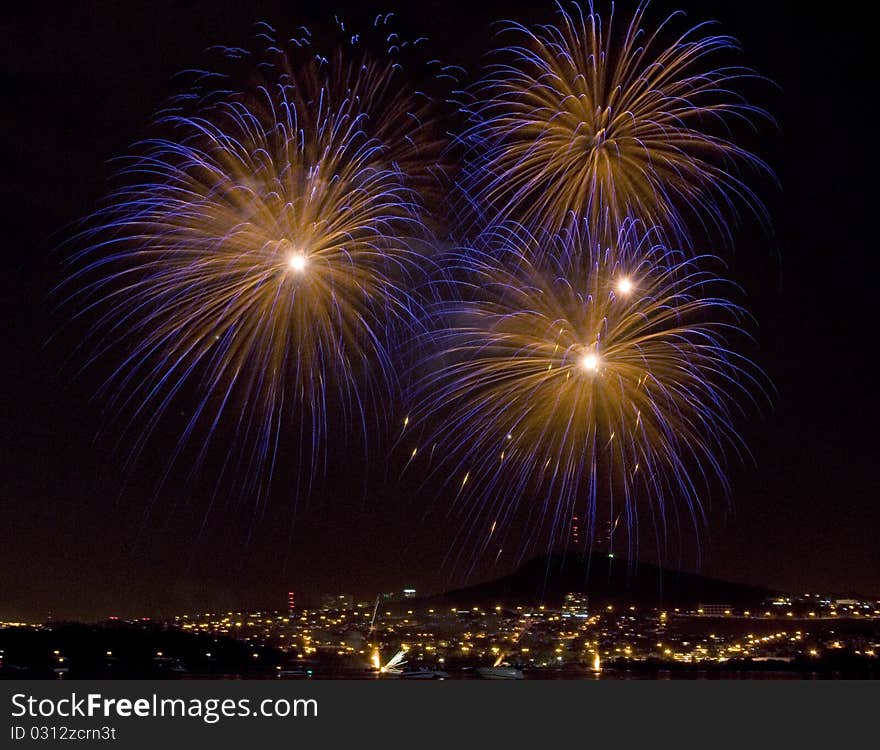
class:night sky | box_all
[2,0,876,623]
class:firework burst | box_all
[409,219,765,558]
[63,20,444,495]
[459,1,772,245]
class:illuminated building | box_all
[320,594,354,611]
[697,604,733,617]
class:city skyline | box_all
[4,581,878,679]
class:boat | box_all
[277,667,312,678]
[476,666,524,680]
[152,656,188,674]
[400,667,449,679]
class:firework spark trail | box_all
[62,21,444,500]
[457,1,773,247]
[408,219,767,562]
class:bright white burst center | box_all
[288,253,308,273]
[616,277,633,295]
[580,353,600,372]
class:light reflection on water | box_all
[264,669,833,681]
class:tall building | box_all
[562,592,589,618]
[287,591,295,616]
[570,515,581,547]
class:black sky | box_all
[2,0,877,622]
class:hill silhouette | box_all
[415,552,777,609]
